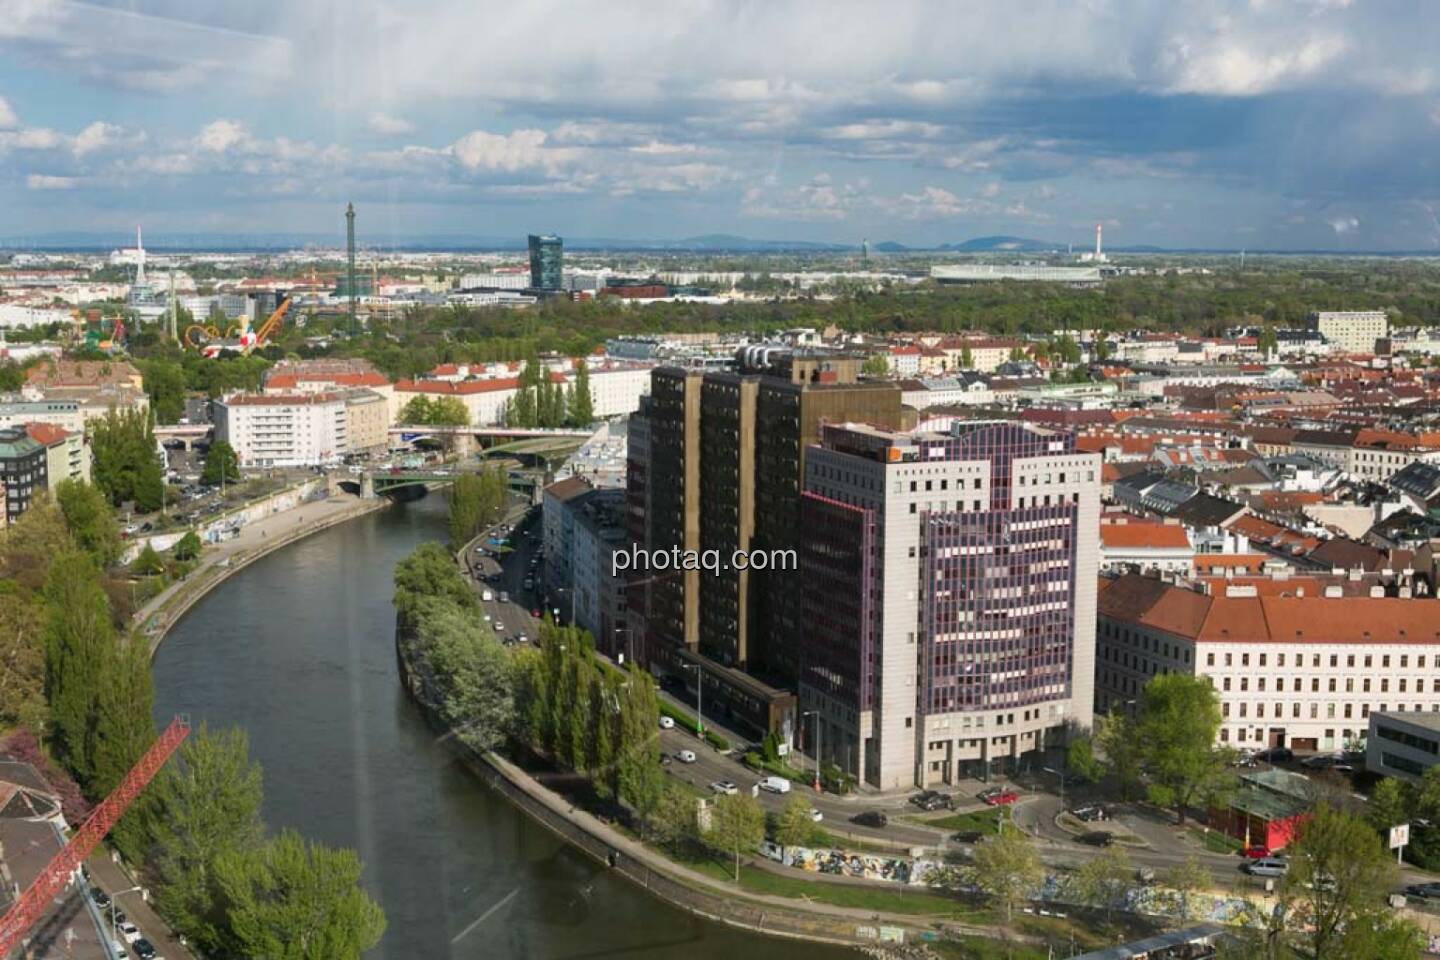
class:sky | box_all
[2,0,1439,250]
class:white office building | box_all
[1308,310,1389,355]
[216,392,348,467]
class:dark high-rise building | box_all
[631,348,913,739]
[0,426,47,524]
[528,234,563,290]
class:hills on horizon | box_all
[0,230,1427,257]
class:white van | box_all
[677,750,697,764]
[1246,857,1288,877]
[481,590,494,602]
[759,776,791,794]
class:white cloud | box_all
[197,119,248,153]
[1328,216,1360,234]
[822,120,944,141]
[0,96,16,129]
[26,173,78,190]
[366,112,414,137]
[72,121,142,157]
[450,128,568,174]
[742,175,865,222]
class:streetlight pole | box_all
[109,886,143,945]
[682,662,703,738]
[1044,766,1066,806]
[802,709,822,791]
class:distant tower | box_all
[135,226,147,287]
[345,202,357,336]
[1094,223,1103,261]
[861,237,869,267]
[167,269,178,341]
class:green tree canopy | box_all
[567,358,594,426]
[202,440,240,487]
[90,409,164,511]
[966,825,1043,922]
[1135,673,1234,822]
[172,530,203,562]
[42,549,115,784]
[55,479,121,568]
[212,829,386,960]
[141,358,188,424]
[707,793,765,882]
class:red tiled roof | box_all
[1099,524,1192,550]
[265,372,390,389]
[23,422,70,445]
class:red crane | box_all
[0,715,191,955]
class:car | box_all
[1071,805,1109,823]
[1405,882,1440,900]
[90,887,110,909]
[1244,857,1289,877]
[809,808,824,822]
[531,608,542,618]
[1242,845,1272,859]
[676,750,697,764]
[1256,747,1294,763]
[516,634,528,644]
[709,780,738,795]
[1077,831,1115,847]
[952,830,986,844]
[481,590,494,602]
[494,623,505,633]
[1301,754,1354,772]
[852,811,888,828]
[659,716,675,729]
[499,592,509,603]
[910,790,956,811]
[758,776,792,794]
[118,921,142,944]
[133,939,159,960]
[659,753,672,766]
[980,787,1019,806]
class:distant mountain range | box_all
[0,230,1430,256]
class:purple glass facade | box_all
[798,492,876,711]
[919,503,1078,713]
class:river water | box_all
[152,496,854,959]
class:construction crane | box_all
[0,716,190,956]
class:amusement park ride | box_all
[184,296,292,358]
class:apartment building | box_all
[1098,573,1440,755]
[1307,310,1388,356]
[216,392,348,467]
[0,425,47,523]
[799,420,1101,790]
[25,422,89,487]
[343,389,389,458]
[0,399,84,435]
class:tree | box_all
[414,599,514,752]
[1258,324,1279,359]
[654,786,699,853]
[567,358,594,426]
[429,395,470,427]
[142,358,188,424]
[1095,711,1143,800]
[398,395,433,425]
[707,793,765,882]
[1135,673,1233,823]
[616,666,665,833]
[0,580,47,733]
[172,530,203,562]
[202,440,240,487]
[959,343,974,368]
[1068,845,1133,926]
[43,550,115,785]
[1281,805,1415,960]
[133,542,166,576]
[146,725,266,952]
[92,632,156,859]
[968,826,1043,922]
[1163,855,1212,922]
[860,353,890,377]
[56,479,122,568]
[774,795,817,850]
[90,408,164,511]
[1366,778,1409,838]
[1066,734,1104,783]
[212,829,386,960]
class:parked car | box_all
[676,750,697,764]
[709,780,738,795]
[1245,857,1289,877]
[980,787,1020,806]
[494,623,505,634]
[1301,754,1354,772]
[852,811,888,828]
[499,591,509,603]
[952,830,986,844]
[809,808,824,822]
[90,887,110,909]
[910,790,955,811]
[1077,831,1115,847]
[1256,747,1294,763]
[118,921,142,944]
[1242,845,1272,859]
[1405,882,1440,900]
[659,716,675,729]
[758,776,792,794]
[1071,805,1108,822]
[133,939,159,960]
[481,590,494,602]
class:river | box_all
[152,495,855,959]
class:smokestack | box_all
[1095,223,1102,259]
